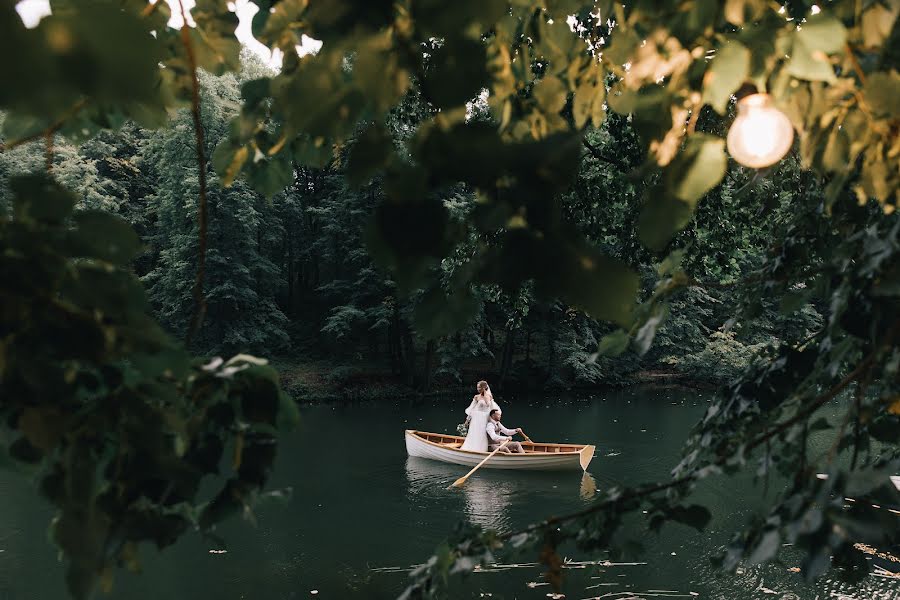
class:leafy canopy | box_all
[0,0,899,598]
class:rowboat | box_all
[405,429,595,471]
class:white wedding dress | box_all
[460,393,499,452]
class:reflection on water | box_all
[406,457,517,531]
[580,472,598,501]
[405,458,600,532]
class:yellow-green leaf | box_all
[572,80,595,128]
[861,2,899,49]
[533,75,568,114]
[787,15,845,83]
[703,40,750,114]
[668,135,727,203]
[863,71,900,119]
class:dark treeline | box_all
[0,56,821,397]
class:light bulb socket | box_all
[734,83,758,102]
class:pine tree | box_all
[142,69,288,355]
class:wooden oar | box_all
[520,431,533,443]
[449,439,510,489]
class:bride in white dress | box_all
[461,380,499,452]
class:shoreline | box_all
[275,360,721,405]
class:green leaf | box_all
[414,0,507,38]
[779,289,810,314]
[634,304,669,355]
[639,135,725,248]
[861,2,898,48]
[702,41,750,114]
[558,253,639,326]
[809,418,831,431]
[423,37,489,109]
[533,75,568,115]
[821,126,849,172]
[797,14,847,54]
[212,142,249,187]
[657,248,686,276]
[596,330,630,357]
[747,529,781,565]
[189,0,241,74]
[353,42,410,113]
[605,28,640,66]
[572,79,595,128]
[539,18,582,64]
[724,0,766,25]
[802,546,832,580]
[668,504,712,531]
[247,155,294,199]
[10,174,75,224]
[863,71,900,119]
[667,134,727,203]
[590,79,607,127]
[291,137,334,169]
[637,188,695,252]
[347,124,393,186]
[277,390,300,429]
[787,16,845,83]
[71,211,143,264]
[414,287,480,339]
[241,77,272,110]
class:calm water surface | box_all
[1,388,898,599]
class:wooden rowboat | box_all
[405,430,595,471]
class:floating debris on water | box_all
[208,549,227,554]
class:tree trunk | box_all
[389,303,401,375]
[498,327,515,389]
[285,231,294,315]
[546,310,557,383]
[423,339,435,392]
[402,326,415,387]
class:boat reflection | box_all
[405,456,516,530]
[405,457,600,531]
[580,472,598,501]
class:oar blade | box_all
[449,476,467,489]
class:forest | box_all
[1,53,822,401]
[0,1,898,599]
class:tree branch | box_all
[0,99,87,153]
[496,321,900,542]
[178,0,209,347]
[142,0,163,18]
[845,43,867,85]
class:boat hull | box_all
[405,430,594,471]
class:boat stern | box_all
[579,444,596,471]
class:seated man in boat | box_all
[486,409,525,453]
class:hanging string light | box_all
[726,91,795,168]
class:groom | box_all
[486,409,525,453]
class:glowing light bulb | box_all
[726,93,794,168]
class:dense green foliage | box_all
[2,74,815,393]
[0,1,898,599]
[0,172,298,598]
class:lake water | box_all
[1,388,898,599]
